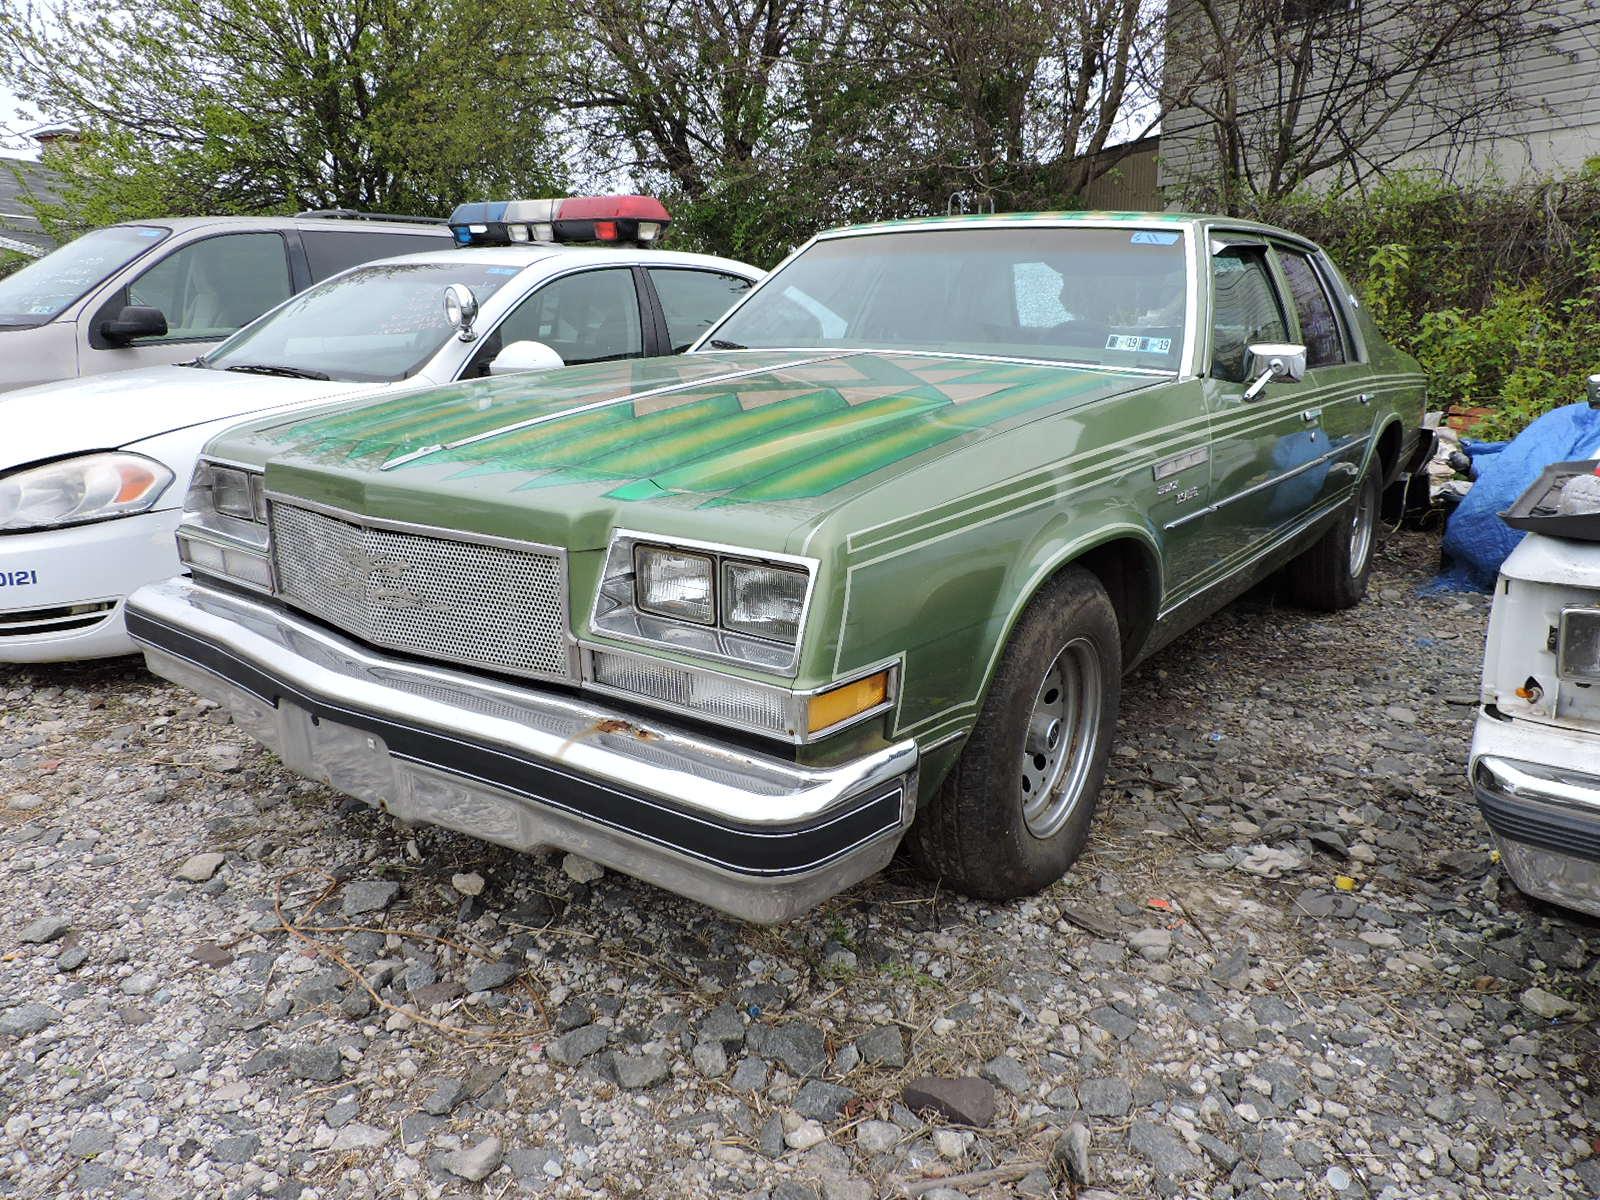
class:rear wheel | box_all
[908,568,1121,899]
[1281,465,1381,611]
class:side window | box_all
[1209,249,1288,384]
[1277,249,1346,367]
[302,230,449,280]
[125,233,292,341]
[647,268,753,352]
[468,268,643,375]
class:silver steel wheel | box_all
[1349,477,1376,579]
[1020,637,1103,839]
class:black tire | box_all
[907,567,1121,900]
[1281,465,1381,612]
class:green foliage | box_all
[1268,172,1600,437]
[0,0,575,233]
[0,249,30,279]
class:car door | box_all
[1197,239,1323,579]
[81,232,295,375]
[1270,241,1373,503]
[643,266,755,353]
[458,266,649,379]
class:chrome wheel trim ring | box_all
[1349,477,1376,579]
[1020,637,1103,839]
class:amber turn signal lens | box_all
[806,670,889,734]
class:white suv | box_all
[0,212,454,392]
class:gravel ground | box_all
[1,530,1596,1200]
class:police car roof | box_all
[351,243,762,276]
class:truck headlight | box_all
[1558,606,1600,681]
[176,459,273,592]
[0,452,174,533]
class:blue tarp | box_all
[1437,402,1600,590]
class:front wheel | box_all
[1281,465,1381,612]
[907,567,1121,900]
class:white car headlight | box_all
[0,452,174,533]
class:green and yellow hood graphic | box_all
[215,350,1157,548]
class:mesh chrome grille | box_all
[270,503,571,680]
[590,649,791,735]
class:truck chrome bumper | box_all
[1471,752,1600,919]
[125,578,918,922]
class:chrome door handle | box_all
[1301,407,1322,423]
[1357,392,1373,405]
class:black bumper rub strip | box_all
[1476,783,1600,863]
[127,608,903,877]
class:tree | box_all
[0,0,576,233]
[1161,0,1560,214]
[567,0,1168,263]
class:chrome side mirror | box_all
[1242,342,1307,400]
[489,340,564,375]
[443,284,479,342]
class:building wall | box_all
[1158,0,1600,201]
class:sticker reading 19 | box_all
[1105,334,1172,354]
[0,569,39,587]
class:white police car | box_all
[0,196,761,662]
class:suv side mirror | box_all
[489,340,564,375]
[100,305,168,346]
[1242,342,1307,400]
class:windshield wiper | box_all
[176,357,207,368]
[224,363,330,380]
[707,338,746,350]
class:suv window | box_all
[469,268,643,374]
[647,267,752,352]
[1277,249,1346,367]
[1209,249,1288,384]
[302,229,451,281]
[126,232,292,341]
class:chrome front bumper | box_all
[125,578,918,922]
[1471,750,1600,919]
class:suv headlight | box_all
[0,452,174,533]
[176,459,273,591]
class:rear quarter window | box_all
[302,230,451,280]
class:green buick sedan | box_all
[125,212,1429,921]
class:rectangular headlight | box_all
[722,559,807,644]
[1559,606,1600,680]
[634,545,715,624]
[210,467,261,521]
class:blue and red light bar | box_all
[447,196,671,248]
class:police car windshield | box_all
[706,226,1188,370]
[204,261,521,382]
[0,225,170,328]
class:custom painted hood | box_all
[2,363,349,469]
[212,350,1159,551]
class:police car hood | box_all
[209,350,1157,552]
[1,365,371,470]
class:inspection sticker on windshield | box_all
[0,569,38,588]
[485,267,518,275]
[1131,231,1180,245]
[1106,334,1172,354]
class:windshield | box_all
[0,225,170,328]
[708,226,1189,371]
[203,261,523,382]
